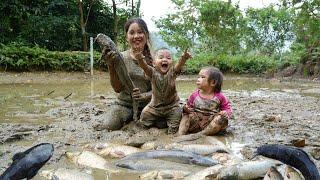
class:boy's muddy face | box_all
[153,49,173,74]
[126,23,147,51]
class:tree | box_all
[155,0,203,53]
[105,0,141,46]
[244,6,294,55]
[155,0,244,54]
[199,0,244,54]
[77,0,95,51]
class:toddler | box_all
[178,66,232,135]
[133,47,192,134]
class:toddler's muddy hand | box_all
[132,88,142,101]
[132,47,145,60]
[183,104,192,114]
[182,48,192,60]
[219,111,228,118]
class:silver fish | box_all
[263,166,284,180]
[117,149,218,167]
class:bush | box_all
[0,43,103,71]
[183,52,276,74]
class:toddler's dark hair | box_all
[202,66,223,93]
[153,47,171,58]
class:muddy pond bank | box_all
[0,71,319,179]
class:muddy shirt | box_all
[148,66,180,110]
[187,90,232,118]
[117,50,152,108]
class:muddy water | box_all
[0,72,319,179]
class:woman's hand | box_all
[103,50,117,64]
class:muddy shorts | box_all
[188,112,228,133]
[188,112,212,133]
[140,105,182,134]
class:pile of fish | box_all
[1,138,318,179]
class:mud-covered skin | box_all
[257,144,320,180]
[0,143,53,180]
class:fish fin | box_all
[12,151,24,162]
[26,166,40,179]
[12,143,47,161]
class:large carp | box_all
[40,168,94,180]
[95,33,138,121]
[186,159,282,180]
[116,149,218,167]
[256,144,320,180]
[65,150,120,173]
[0,143,54,180]
[116,158,204,172]
[165,143,230,155]
[84,142,141,158]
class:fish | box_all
[84,142,141,158]
[256,144,320,180]
[172,133,204,143]
[65,150,120,173]
[140,141,164,150]
[284,166,304,180]
[205,136,229,150]
[186,159,282,180]
[116,159,204,172]
[263,166,284,180]
[116,149,218,167]
[165,143,230,155]
[211,152,241,165]
[0,143,54,180]
[40,168,94,180]
[95,33,138,121]
[139,169,191,180]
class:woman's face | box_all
[126,22,147,51]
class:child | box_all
[133,47,192,134]
[178,66,232,136]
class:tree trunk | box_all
[77,0,88,51]
[131,0,134,16]
[112,0,118,45]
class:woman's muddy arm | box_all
[108,64,123,93]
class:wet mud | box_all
[0,72,319,179]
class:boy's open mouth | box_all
[161,62,168,69]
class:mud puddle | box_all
[0,72,319,179]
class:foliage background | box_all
[0,0,319,77]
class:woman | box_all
[94,18,153,131]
